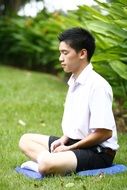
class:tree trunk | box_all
[1,0,29,16]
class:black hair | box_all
[58,27,95,61]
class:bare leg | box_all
[19,133,77,175]
[38,151,77,175]
[19,133,49,161]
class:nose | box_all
[59,54,64,63]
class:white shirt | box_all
[62,63,119,150]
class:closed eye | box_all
[60,50,69,55]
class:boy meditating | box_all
[19,27,119,175]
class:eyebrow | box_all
[59,49,69,53]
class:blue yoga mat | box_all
[15,166,44,179]
[77,164,127,176]
[15,164,127,179]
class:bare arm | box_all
[69,128,112,150]
[53,129,112,152]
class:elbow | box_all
[108,130,112,139]
[104,129,112,141]
[95,128,112,142]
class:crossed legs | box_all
[19,133,77,175]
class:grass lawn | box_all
[0,65,127,190]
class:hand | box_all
[53,145,70,153]
[50,139,64,152]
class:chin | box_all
[64,69,71,73]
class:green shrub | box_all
[0,0,127,123]
[0,11,62,73]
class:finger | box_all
[50,143,55,152]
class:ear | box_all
[80,49,87,59]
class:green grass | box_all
[0,65,127,190]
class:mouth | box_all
[61,64,66,68]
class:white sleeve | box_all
[89,84,115,130]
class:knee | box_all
[38,158,54,175]
[19,133,30,151]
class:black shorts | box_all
[49,136,115,172]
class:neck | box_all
[73,61,89,79]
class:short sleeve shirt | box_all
[61,63,119,150]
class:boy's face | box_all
[59,41,84,75]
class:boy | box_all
[19,27,119,175]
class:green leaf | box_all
[109,61,127,80]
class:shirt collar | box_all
[68,63,93,87]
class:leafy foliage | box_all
[0,0,127,127]
[77,0,127,127]
[74,0,127,128]
[0,11,62,73]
